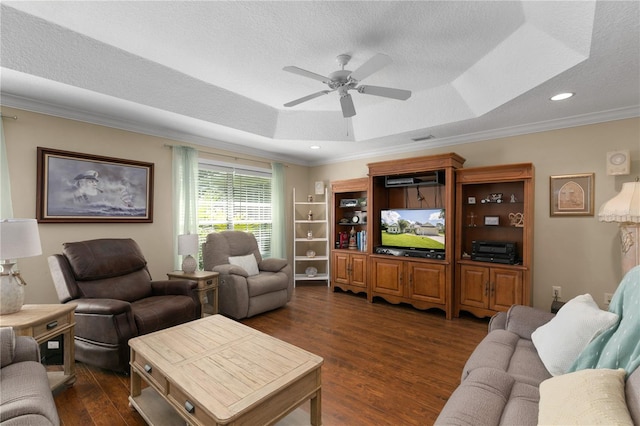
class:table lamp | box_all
[0,219,42,314]
[599,178,640,275]
[178,233,199,273]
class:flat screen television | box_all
[380,208,445,251]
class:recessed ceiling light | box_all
[550,92,574,101]
[310,145,320,150]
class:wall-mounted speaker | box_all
[606,150,630,175]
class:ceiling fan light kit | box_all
[283,53,412,118]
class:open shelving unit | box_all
[293,187,330,286]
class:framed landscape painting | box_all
[549,173,594,217]
[37,147,154,223]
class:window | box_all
[197,161,272,257]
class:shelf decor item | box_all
[305,267,318,277]
[484,216,500,226]
[509,212,524,227]
[550,173,594,216]
[0,219,42,314]
[306,250,316,258]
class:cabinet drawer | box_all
[168,382,215,425]
[132,352,167,393]
[33,313,71,340]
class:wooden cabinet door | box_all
[350,253,367,288]
[408,262,445,304]
[371,258,403,296]
[333,252,350,286]
[459,264,489,308]
[490,268,523,312]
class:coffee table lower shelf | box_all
[129,388,312,426]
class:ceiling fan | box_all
[283,53,412,118]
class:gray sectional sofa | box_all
[435,304,640,425]
[0,327,60,425]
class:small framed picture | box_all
[467,196,476,205]
[550,173,594,216]
[484,216,500,226]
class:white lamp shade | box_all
[178,234,199,256]
[599,181,640,223]
[0,219,42,260]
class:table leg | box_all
[63,327,76,384]
[310,389,322,426]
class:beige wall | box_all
[310,118,639,310]
[3,106,638,312]
[2,107,308,304]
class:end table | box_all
[0,303,77,391]
[167,270,219,317]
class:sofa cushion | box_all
[0,361,60,425]
[76,269,152,302]
[435,367,538,426]
[538,368,633,425]
[531,294,618,376]
[462,330,551,387]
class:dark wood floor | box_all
[52,285,489,425]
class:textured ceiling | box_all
[1,1,639,165]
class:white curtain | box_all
[271,162,286,259]
[172,146,198,270]
[0,118,13,219]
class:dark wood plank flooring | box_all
[52,285,489,425]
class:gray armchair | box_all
[202,231,292,319]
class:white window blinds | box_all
[197,162,272,256]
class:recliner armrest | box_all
[151,279,197,296]
[214,264,249,277]
[74,298,132,315]
[259,258,288,273]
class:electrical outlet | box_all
[552,286,562,299]
[604,293,614,306]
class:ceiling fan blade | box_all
[349,53,393,82]
[283,66,331,83]
[340,94,356,118]
[357,85,412,100]
[284,90,331,107]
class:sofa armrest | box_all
[488,311,507,332]
[12,336,41,364]
[504,305,555,340]
[72,299,138,345]
[1,327,40,366]
[259,258,288,273]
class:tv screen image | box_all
[380,208,445,251]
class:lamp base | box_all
[620,224,640,276]
[182,255,197,274]
[0,268,25,315]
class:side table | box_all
[167,270,219,317]
[0,303,77,391]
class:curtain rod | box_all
[164,144,287,168]
[0,114,18,120]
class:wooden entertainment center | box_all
[330,153,534,320]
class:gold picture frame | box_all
[550,173,594,216]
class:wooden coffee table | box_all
[129,315,323,425]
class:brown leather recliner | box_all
[48,238,200,373]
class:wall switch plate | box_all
[604,293,614,306]
[552,286,562,299]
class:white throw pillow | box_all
[228,254,260,276]
[538,368,633,425]
[531,293,618,376]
